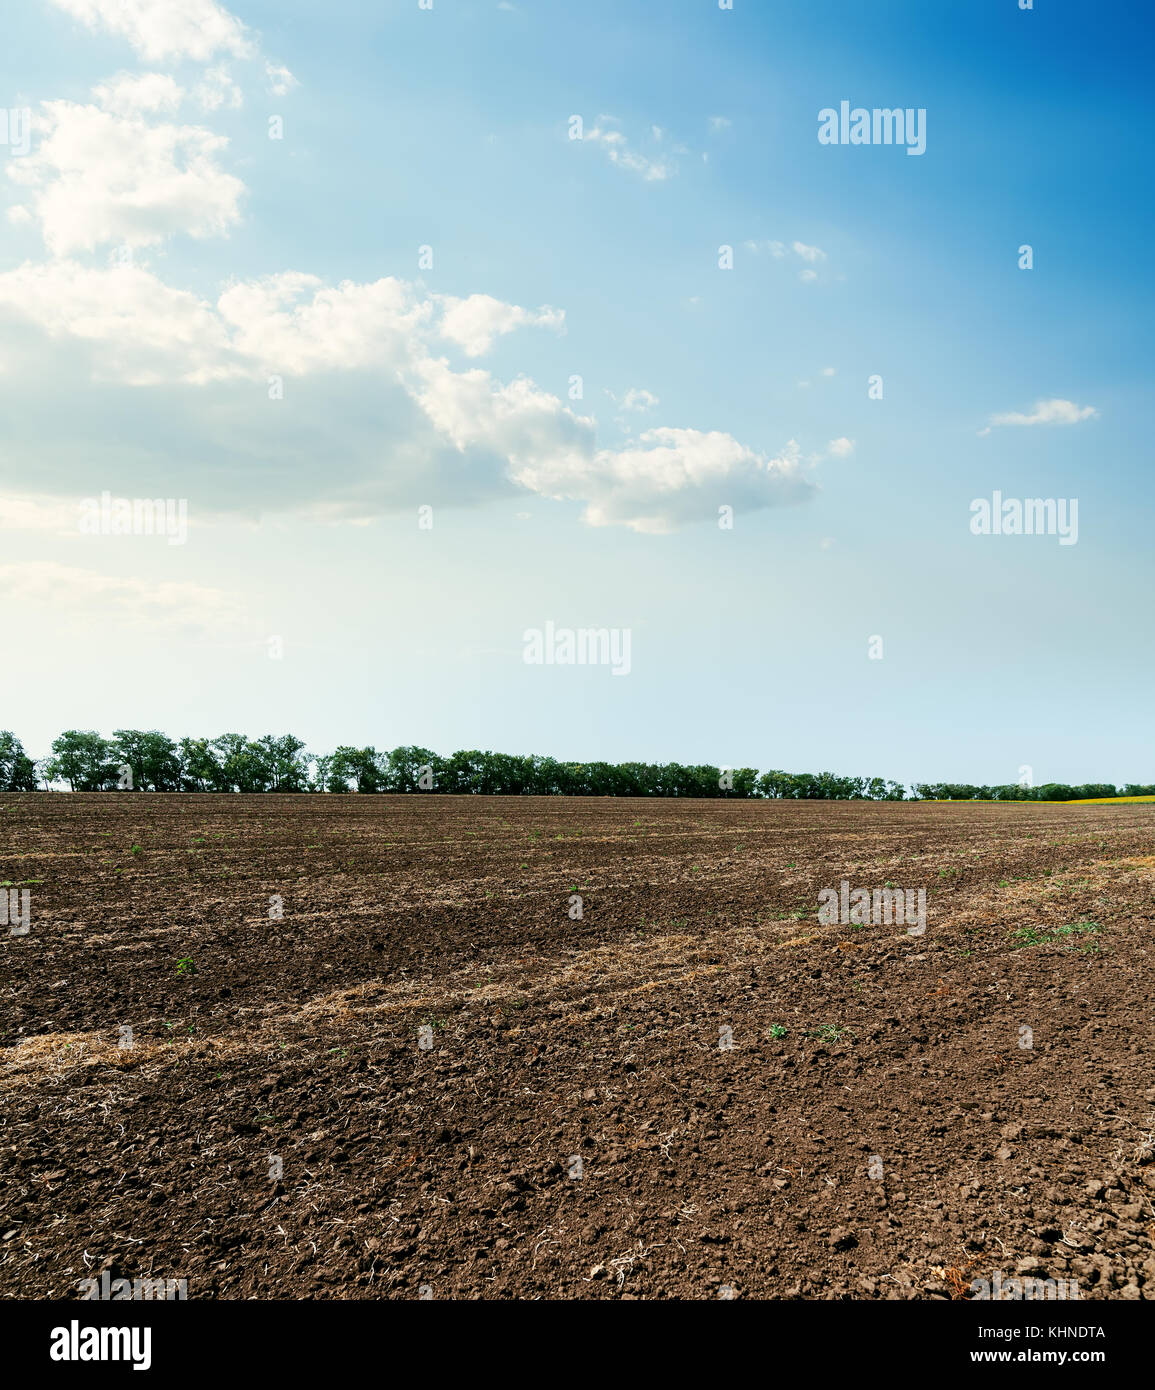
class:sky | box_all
[1,0,1152,788]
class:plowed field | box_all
[2,794,1153,1299]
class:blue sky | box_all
[1,0,1151,787]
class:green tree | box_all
[0,728,37,795]
[44,730,117,791]
[384,746,440,792]
[0,731,37,791]
[112,730,181,791]
[441,750,485,794]
[328,746,384,793]
[255,734,310,791]
[211,734,274,793]
[307,754,333,793]
[728,768,760,798]
[179,737,225,792]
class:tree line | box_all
[0,730,1148,802]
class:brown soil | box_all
[2,794,1153,1299]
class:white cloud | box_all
[584,124,676,182]
[216,272,436,375]
[0,259,820,532]
[4,8,822,539]
[792,241,826,263]
[265,62,298,98]
[403,360,816,531]
[0,561,246,633]
[48,0,254,63]
[517,429,815,534]
[6,100,245,253]
[0,261,238,383]
[192,64,243,112]
[410,355,589,459]
[825,437,854,458]
[0,266,560,382]
[981,398,1099,433]
[91,72,184,115]
[708,116,731,132]
[436,293,564,358]
[0,264,544,384]
[745,239,828,279]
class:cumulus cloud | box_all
[825,437,855,458]
[620,388,659,412]
[191,64,244,111]
[436,294,564,358]
[0,259,820,533]
[2,3,827,540]
[47,1,294,109]
[417,354,816,532]
[91,71,184,115]
[514,429,815,533]
[48,0,254,63]
[0,264,550,383]
[214,272,432,375]
[0,261,239,383]
[411,356,592,462]
[6,100,245,253]
[980,398,1099,434]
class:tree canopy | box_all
[0,728,1144,802]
